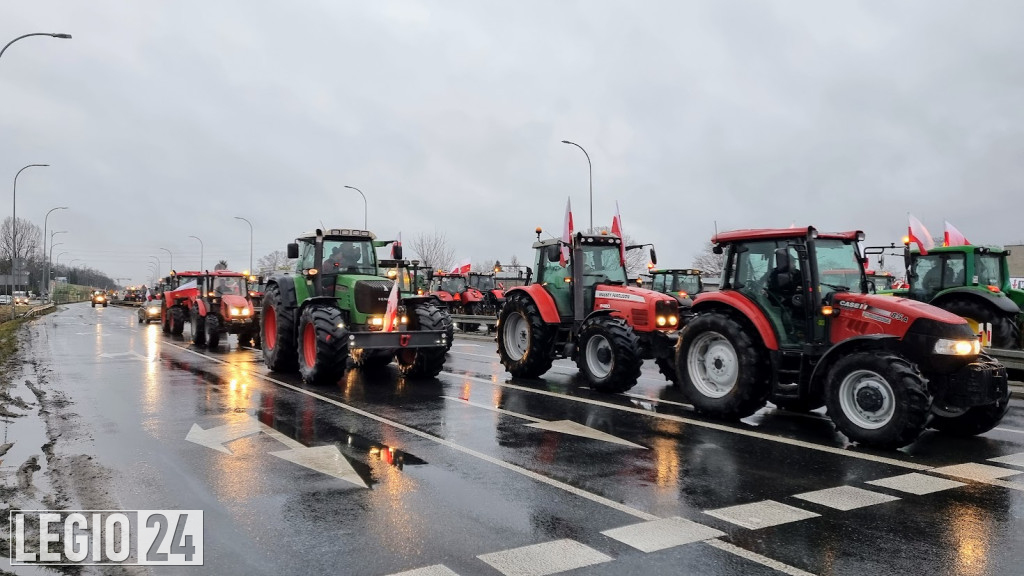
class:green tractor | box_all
[648,268,706,310]
[260,228,451,385]
[883,244,1023,349]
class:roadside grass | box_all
[0,305,57,367]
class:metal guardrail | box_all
[449,314,498,326]
[24,303,55,317]
[988,348,1024,371]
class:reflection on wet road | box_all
[23,304,1024,576]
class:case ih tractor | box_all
[261,228,450,385]
[497,228,680,392]
[649,268,706,310]
[674,226,1009,449]
[160,271,203,336]
[190,271,261,349]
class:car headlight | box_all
[933,338,980,356]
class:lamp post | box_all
[47,231,66,299]
[159,247,173,273]
[560,140,593,232]
[343,185,367,229]
[146,262,158,287]
[42,206,67,298]
[188,236,204,271]
[234,216,253,273]
[68,259,81,285]
[10,164,48,312]
[0,32,72,63]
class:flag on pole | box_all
[907,214,935,255]
[611,201,626,266]
[383,270,400,332]
[943,221,970,247]
[391,232,402,258]
[451,258,471,275]
[560,197,574,267]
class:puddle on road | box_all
[0,376,54,502]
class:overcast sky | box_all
[4,1,1024,285]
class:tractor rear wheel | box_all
[191,307,206,346]
[296,305,348,385]
[576,316,642,393]
[205,315,221,349]
[940,298,1020,349]
[169,306,186,336]
[675,312,769,419]
[397,303,448,378]
[824,351,931,448]
[497,293,553,378]
[261,284,298,372]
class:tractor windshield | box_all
[439,277,466,293]
[579,245,627,285]
[382,267,413,292]
[977,253,1004,286]
[814,240,864,297]
[472,275,495,291]
[675,274,702,295]
[322,240,376,275]
[212,277,244,296]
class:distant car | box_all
[91,291,108,308]
[0,295,10,304]
[13,292,29,305]
[137,300,163,324]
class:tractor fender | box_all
[807,335,901,394]
[267,276,299,310]
[299,295,340,312]
[932,287,1022,315]
[582,308,616,324]
[196,300,208,316]
[691,292,780,351]
[506,285,561,324]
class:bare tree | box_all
[692,241,726,277]
[214,259,229,270]
[257,250,293,274]
[0,217,42,270]
[410,230,455,272]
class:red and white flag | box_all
[907,214,935,255]
[391,232,402,258]
[611,201,626,266]
[451,258,471,275]
[560,197,574,267]
[383,270,400,332]
[943,221,970,247]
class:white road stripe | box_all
[477,539,612,576]
[988,452,1024,467]
[704,539,817,576]
[792,486,900,511]
[441,396,546,422]
[993,427,1024,435]
[387,565,460,576]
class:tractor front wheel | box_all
[296,305,348,385]
[397,304,448,378]
[261,284,298,372]
[205,314,222,349]
[941,298,1020,349]
[655,356,679,385]
[825,351,931,448]
[929,356,1010,436]
[162,306,170,334]
[497,293,553,378]
[576,316,642,393]
[191,307,206,346]
[675,312,769,419]
[169,306,186,336]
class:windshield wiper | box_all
[821,282,850,292]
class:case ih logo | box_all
[839,301,867,310]
[839,301,909,323]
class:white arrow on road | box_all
[260,424,368,488]
[99,351,148,360]
[185,418,263,454]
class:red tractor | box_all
[190,271,261,349]
[160,271,203,336]
[467,271,506,316]
[497,228,680,392]
[674,226,1009,448]
[428,271,486,331]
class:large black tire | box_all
[458,302,480,333]
[352,349,394,370]
[262,284,298,372]
[162,305,171,334]
[103,302,108,307]
[655,356,679,385]
[824,351,931,449]
[205,314,222,349]
[496,292,553,378]
[397,303,448,378]
[576,316,642,393]
[169,306,186,336]
[940,298,1020,349]
[191,307,206,346]
[675,312,769,419]
[296,305,348,385]
[929,355,1011,436]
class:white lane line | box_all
[447,350,672,385]
[929,463,1022,481]
[477,539,612,576]
[601,517,724,552]
[704,500,820,530]
[441,396,546,422]
[988,452,1024,467]
[792,486,900,511]
[166,342,659,521]
[387,565,460,576]
[866,473,966,495]
[439,372,933,472]
[622,392,693,410]
[993,427,1024,435]
[704,539,817,576]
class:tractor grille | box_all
[632,309,649,326]
[354,280,393,315]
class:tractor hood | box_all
[833,293,967,326]
[595,284,675,304]
[830,292,975,346]
[220,294,250,309]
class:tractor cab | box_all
[532,232,631,320]
[650,268,704,308]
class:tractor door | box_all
[534,244,573,319]
[730,240,807,347]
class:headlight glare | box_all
[933,338,980,356]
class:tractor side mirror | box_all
[649,248,658,266]
[287,243,299,259]
[426,270,434,281]
[546,245,560,263]
[866,280,877,294]
[712,245,723,255]
[392,244,403,259]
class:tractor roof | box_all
[907,244,1007,256]
[170,271,204,277]
[296,228,376,241]
[712,226,862,244]
[532,232,622,249]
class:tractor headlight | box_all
[668,315,678,326]
[656,316,667,326]
[230,307,242,316]
[933,338,980,356]
[370,316,384,327]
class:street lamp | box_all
[149,256,161,278]
[42,206,67,297]
[11,164,48,312]
[48,233,66,298]
[159,247,173,273]
[189,235,204,271]
[68,259,81,284]
[560,140,593,232]
[343,185,367,229]
[55,251,69,267]
[234,216,253,273]
[0,33,72,63]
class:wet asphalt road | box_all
[18,303,1024,576]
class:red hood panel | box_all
[221,294,250,308]
[834,293,966,325]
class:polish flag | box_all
[391,232,402,258]
[451,258,471,275]
[943,221,970,247]
[611,201,626,266]
[907,214,935,255]
[560,197,574,267]
[383,271,400,332]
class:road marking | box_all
[387,566,460,576]
[185,418,262,454]
[601,517,724,552]
[442,396,645,448]
[988,452,1024,467]
[450,343,483,348]
[704,539,817,576]
[704,500,820,530]
[993,427,1024,435]
[269,445,368,489]
[622,392,693,410]
[477,539,612,576]
[865,473,965,495]
[930,462,1022,482]
[792,486,900,511]
[99,350,147,361]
